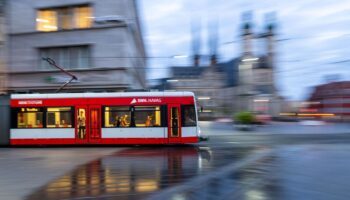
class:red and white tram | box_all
[9,92,199,145]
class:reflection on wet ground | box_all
[25,146,260,200]
[147,149,279,200]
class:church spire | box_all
[191,18,201,66]
[241,11,253,57]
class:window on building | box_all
[36,5,92,32]
[58,7,73,30]
[75,6,92,28]
[182,105,197,127]
[37,10,58,31]
[16,108,44,128]
[39,46,90,70]
[134,106,161,127]
[104,106,131,128]
[46,107,73,128]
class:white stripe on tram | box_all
[181,127,198,137]
[102,128,166,138]
[10,128,75,139]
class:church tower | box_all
[191,19,201,66]
[264,12,276,69]
[241,11,253,57]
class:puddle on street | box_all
[25,146,262,200]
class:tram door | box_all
[75,105,102,144]
[168,104,182,143]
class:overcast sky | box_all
[138,0,350,100]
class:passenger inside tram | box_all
[36,120,43,128]
[78,110,86,139]
[61,120,68,127]
[114,116,121,127]
[120,115,129,127]
[145,115,153,127]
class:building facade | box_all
[308,81,350,121]
[235,18,281,117]
[164,14,282,119]
[6,0,146,93]
[0,0,6,94]
[168,58,238,119]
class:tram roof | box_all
[11,91,195,99]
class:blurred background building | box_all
[0,0,6,94]
[161,12,283,119]
[5,0,146,93]
[308,81,350,121]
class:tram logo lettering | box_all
[130,98,162,104]
[18,100,43,105]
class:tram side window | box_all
[104,106,131,128]
[134,106,161,127]
[16,108,44,128]
[182,105,197,127]
[46,107,73,128]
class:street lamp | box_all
[172,55,188,59]
[198,96,211,100]
[242,57,259,62]
[166,79,179,83]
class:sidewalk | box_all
[199,121,350,136]
[0,148,120,200]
